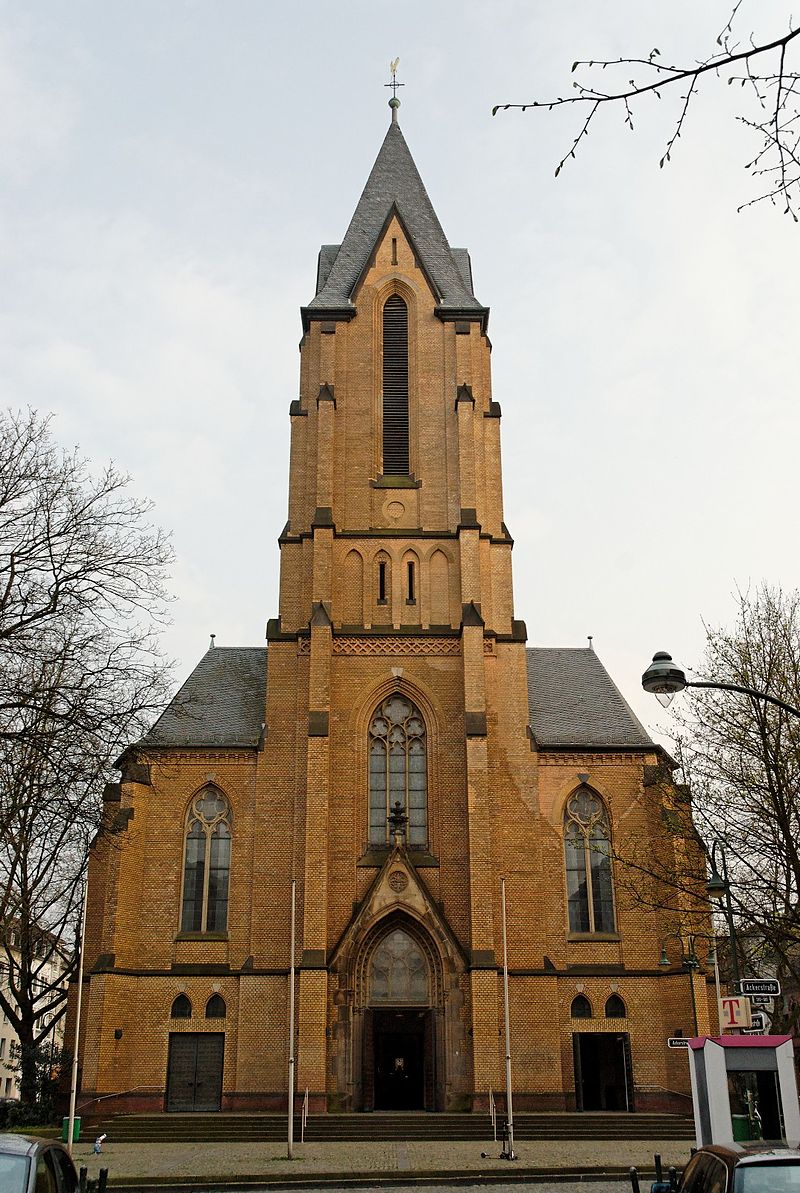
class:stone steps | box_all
[88,1110,694,1143]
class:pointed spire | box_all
[303,117,489,331]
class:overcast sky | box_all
[2,0,797,741]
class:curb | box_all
[103,1164,661,1191]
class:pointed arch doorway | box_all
[357,922,444,1111]
[364,927,432,1110]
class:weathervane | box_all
[385,58,403,121]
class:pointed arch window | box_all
[564,787,615,934]
[205,994,226,1019]
[370,928,429,1005]
[382,295,409,474]
[368,696,427,847]
[171,994,192,1019]
[570,994,592,1019]
[605,994,626,1018]
[181,787,232,933]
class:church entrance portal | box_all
[372,1008,428,1109]
[354,922,444,1111]
[573,1032,634,1111]
[165,1032,224,1112]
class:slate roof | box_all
[305,121,487,320]
[143,647,267,749]
[140,643,650,753]
[526,647,653,750]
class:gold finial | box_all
[385,58,404,122]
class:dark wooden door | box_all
[373,1009,425,1110]
[166,1033,224,1112]
[573,1032,633,1111]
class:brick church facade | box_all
[75,107,713,1115]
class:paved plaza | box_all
[70,1136,689,1188]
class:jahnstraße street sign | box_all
[739,978,781,997]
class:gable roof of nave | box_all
[136,642,651,754]
[526,646,653,750]
[305,121,486,318]
[142,645,266,749]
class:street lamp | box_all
[641,652,800,717]
[659,933,710,1036]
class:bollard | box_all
[650,1151,673,1193]
[79,1168,88,1193]
[669,1166,678,1191]
[98,1169,108,1193]
[628,1165,640,1192]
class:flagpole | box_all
[501,877,516,1160]
[66,878,88,1157]
[287,879,296,1160]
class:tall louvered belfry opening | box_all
[382,295,409,474]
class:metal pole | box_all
[66,878,88,1157]
[719,849,742,989]
[500,878,516,1160]
[686,679,800,720]
[711,937,722,1016]
[287,879,296,1160]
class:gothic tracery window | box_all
[370,928,429,1004]
[181,787,232,933]
[564,787,615,934]
[368,696,427,847]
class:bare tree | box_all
[615,585,800,1029]
[493,5,800,219]
[0,409,173,1107]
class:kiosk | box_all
[687,1035,800,1147]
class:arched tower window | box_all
[368,696,427,847]
[382,295,409,474]
[370,928,429,1004]
[564,787,615,934]
[181,787,232,933]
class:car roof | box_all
[697,1143,800,1166]
[0,1133,39,1156]
[738,1147,800,1166]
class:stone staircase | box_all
[86,1110,694,1143]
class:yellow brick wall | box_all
[73,208,711,1116]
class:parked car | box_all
[0,1132,78,1193]
[676,1144,800,1191]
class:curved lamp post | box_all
[659,933,721,1036]
[641,652,800,717]
[705,842,741,990]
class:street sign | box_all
[749,994,773,1008]
[667,1037,691,1049]
[743,1011,767,1035]
[739,978,781,997]
[719,996,753,1029]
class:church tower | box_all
[75,101,711,1117]
[272,99,533,1109]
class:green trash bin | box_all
[732,1113,751,1142]
[61,1116,80,1143]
